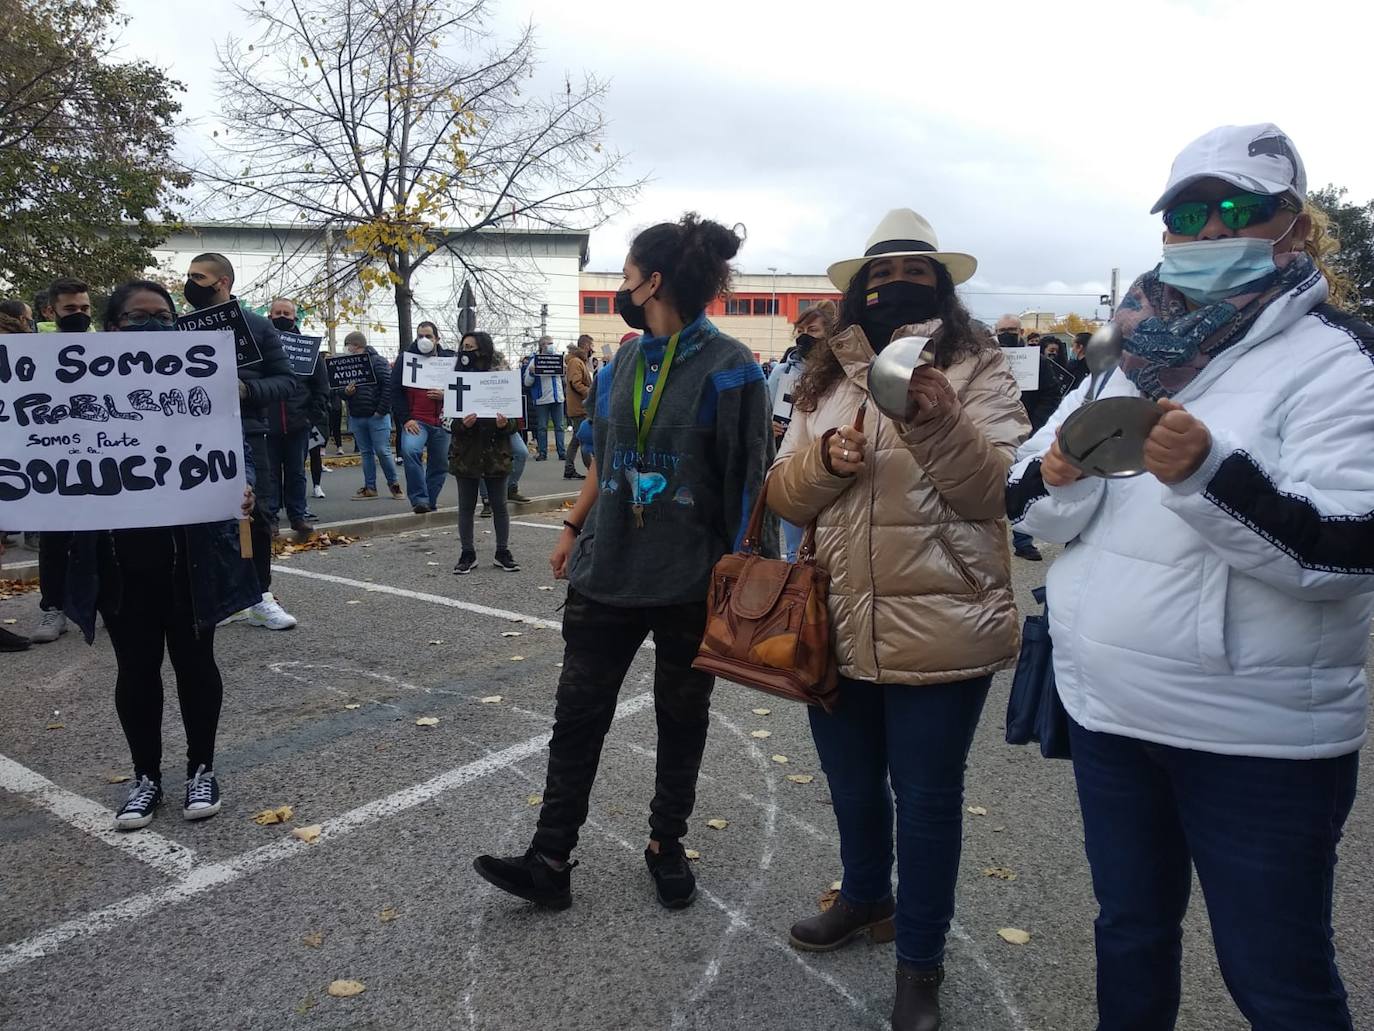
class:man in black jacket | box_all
[266,297,329,535]
[183,252,301,630]
[342,331,403,500]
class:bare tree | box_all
[198,0,639,342]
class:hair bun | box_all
[680,212,742,263]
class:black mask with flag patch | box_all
[859,281,939,351]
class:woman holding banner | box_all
[60,280,260,830]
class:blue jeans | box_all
[265,427,310,523]
[808,675,990,968]
[352,414,397,490]
[1012,529,1035,551]
[532,400,566,459]
[1069,717,1358,1030]
[400,421,451,508]
[781,519,805,563]
[481,434,527,501]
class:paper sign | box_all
[772,367,802,425]
[1002,347,1041,391]
[324,352,377,389]
[532,353,564,377]
[444,370,523,420]
[0,331,247,531]
[175,300,262,367]
[399,352,457,391]
[279,332,322,377]
[308,427,326,451]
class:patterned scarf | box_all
[1115,252,1317,400]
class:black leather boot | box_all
[891,962,943,1031]
[788,893,895,952]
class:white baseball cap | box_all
[1151,123,1307,214]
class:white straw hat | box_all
[827,209,977,291]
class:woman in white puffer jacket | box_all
[1007,123,1372,1029]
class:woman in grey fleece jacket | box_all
[475,213,774,912]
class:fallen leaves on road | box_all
[749,730,771,739]
[302,932,323,948]
[344,703,361,710]
[786,774,815,785]
[830,880,842,890]
[2,618,16,625]
[327,979,365,998]
[705,819,729,830]
[997,928,1032,945]
[993,825,1006,833]
[751,708,771,716]
[105,774,131,784]
[480,695,503,704]
[685,849,701,861]
[771,754,789,764]
[426,562,439,567]
[46,723,65,731]
[346,600,361,605]
[0,580,39,600]
[967,805,988,816]
[415,717,440,727]
[379,907,398,923]
[538,585,554,591]
[273,532,357,559]
[509,655,525,661]
[252,805,294,825]
[818,887,840,913]
[427,639,443,646]
[292,825,323,844]
[982,866,1017,881]
[501,631,522,638]
[527,794,543,806]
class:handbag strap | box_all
[741,469,820,563]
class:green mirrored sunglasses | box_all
[1163,192,1296,236]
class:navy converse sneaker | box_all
[113,776,162,831]
[183,765,221,821]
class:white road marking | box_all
[0,692,654,975]
[0,755,196,879]
[509,520,562,531]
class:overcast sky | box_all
[116,0,1374,324]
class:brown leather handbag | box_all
[692,481,839,711]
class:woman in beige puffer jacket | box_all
[766,209,1029,1031]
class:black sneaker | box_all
[453,551,478,575]
[563,470,585,480]
[183,765,222,821]
[114,775,163,831]
[479,503,492,519]
[507,488,532,504]
[493,550,520,572]
[473,849,575,910]
[645,842,697,910]
[1014,544,1044,562]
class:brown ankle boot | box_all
[788,893,895,952]
[891,962,943,1031]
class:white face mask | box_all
[416,337,435,354]
[1159,220,1296,305]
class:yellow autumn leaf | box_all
[830,880,842,891]
[510,655,525,661]
[684,849,701,861]
[344,703,361,710]
[501,631,522,638]
[751,708,771,716]
[302,931,323,948]
[346,599,361,605]
[46,723,64,731]
[105,774,131,784]
[252,805,294,825]
[750,730,771,739]
[818,887,840,913]
[415,717,440,727]
[771,754,789,764]
[527,794,542,806]
[2,618,16,625]
[705,819,729,830]
[982,866,1017,881]
[480,695,503,704]
[997,927,1032,945]
[327,979,365,998]
[967,805,989,816]
[378,907,398,923]
[786,774,814,785]
[292,824,323,844]
[427,639,443,646]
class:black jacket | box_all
[267,323,330,435]
[345,347,395,418]
[234,302,299,436]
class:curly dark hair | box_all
[628,212,742,321]
[460,330,497,370]
[793,258,989,413]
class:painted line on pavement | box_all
[0,755,196,879]
[0,691,655,976]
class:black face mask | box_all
[996,331,1021,348]
[459,350,474,367]
[56,312,91,334]
[271,316,297,332]
[616,279,653,332]
[859,280,939,349]
[794,333,817,358]
[183,278,219,310]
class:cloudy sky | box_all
[117,0,1374,324]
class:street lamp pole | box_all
[767,266,778,359]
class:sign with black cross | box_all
[443,369,523,420]
[401,352,457,390]
[772,366,802,426]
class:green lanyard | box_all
[632,329,682,467]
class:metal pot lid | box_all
[1058,396,1163,479]
[866,336,934,421]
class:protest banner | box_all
[279,332,323,376]
[771,367,802,425]
[1002,347,1041,391]
[398,352,457,391]
[444,370,523,420]
[324,352,377,389]
[0,331,246,531]
[175,300,263,367]
[532,353,564,377]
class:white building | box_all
[151,222,590,359]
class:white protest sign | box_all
[1001,347,1041,391]
[398,352,457,391]
[444,370,523,420]
[772,367,802,425]
[0,331,246,531]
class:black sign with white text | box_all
[174,300,263,368]
[533,353,564,377]
[324,352,377,389]
[279,332,323,377]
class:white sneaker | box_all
[322,465,333,475]
[217,608,250,627]
[248,592,297,630]
[31,609,67,644]
[313,484,327,499]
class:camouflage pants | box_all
[532,588,714,863]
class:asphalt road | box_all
[1,521,1370,1031]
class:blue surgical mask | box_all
[1158,223,1294,305]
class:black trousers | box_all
[99,545,223,783]
[38,531,72,610]
[533,588,714,862]
[247,432,272,593]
